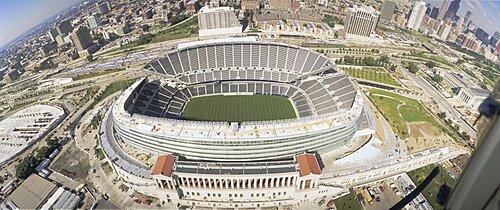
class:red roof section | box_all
[151,155,176,177]
[296,153,321,176]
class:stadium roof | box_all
[8,174,57,210]
[152,155,176,177]
[296,153,321,176]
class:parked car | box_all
[327,199,335,208]
[142,199,152,205]
[379,185,385,193]
[134,199,142,204]
[318,199,325,206]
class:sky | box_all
[425,0,500,35]
[0,0,81,48]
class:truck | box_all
[362,189,374,204]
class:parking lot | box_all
[353,173,432,210]
[354,180,401,210]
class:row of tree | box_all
[15,138,60,179]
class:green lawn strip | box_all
[334,188,362,210]
[407,164,456,210]
[96,148,105,160]
[341,67,400,86]
[181,94,296,122]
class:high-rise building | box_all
[56,19,73,35]
[475,27,489,44]
[198,6,242,36]
[380,0,396,22]
[464,11,472,26]
[86,15,101,29]
[47,28,58,42]
[437,0,450,20]
[344,7,380,37]
[437,19,452,41]
[97,1,111,14]
[71,26,93,52]
[430,7,439,19]
[460,32,482,52]
[493,31,500,40]
[490,37,499,48]
[444,0,461,20]
[407,1,426,31]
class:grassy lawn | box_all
[69,68,125,80]
[334,189,362,210]
[182,94,296,122]
[151,16,198,43]
[102,46,146,56]
[101,79,137,99]
[341,67,400,86]
[96,148,105,160]
[367,88,442,138]
[407,164,456,210]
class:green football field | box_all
[181,94,297,122]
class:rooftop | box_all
[8,174,57,210]
[296,153,321,176]
[469,87,491,97]
[151,155,176,176]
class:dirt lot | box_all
[405,122,453,153]
[50,142,91,182]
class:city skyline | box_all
[1,0,500,49]
[0,0,82,49]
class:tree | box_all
[137,33,154,45]
[390,65,397,71]
[378,55,390,63]
[362,57,376,66]
[16,156,39,179]
[407,63,419,74]
[432,74,443,83]
[86,54,93,62]
[36,146,50,159]
[344,56,354,64]
[425,61,436,68]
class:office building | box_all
[97,1,111,14]
[47,29,58,42]
[475,27,489,44]
[344,7,379,37]
[198,6,242,36]
[437,0,450,20]
[317,0,328,7]
[460,32,482,52]
[444,0,460,20]
[493,31,500,40]
[56,19,73,35]
[71,26,94,55]
[86,15,101,29]
[407,1,426,30]
[430,7,439,19]
[241,0,260,10]
[267,0,291,10]
[437,20,452,41]
[463,11,472,26]
[3,69,20,83]
[380,0,396,22]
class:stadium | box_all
[105,39,375,208]
[110,38,373,162]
